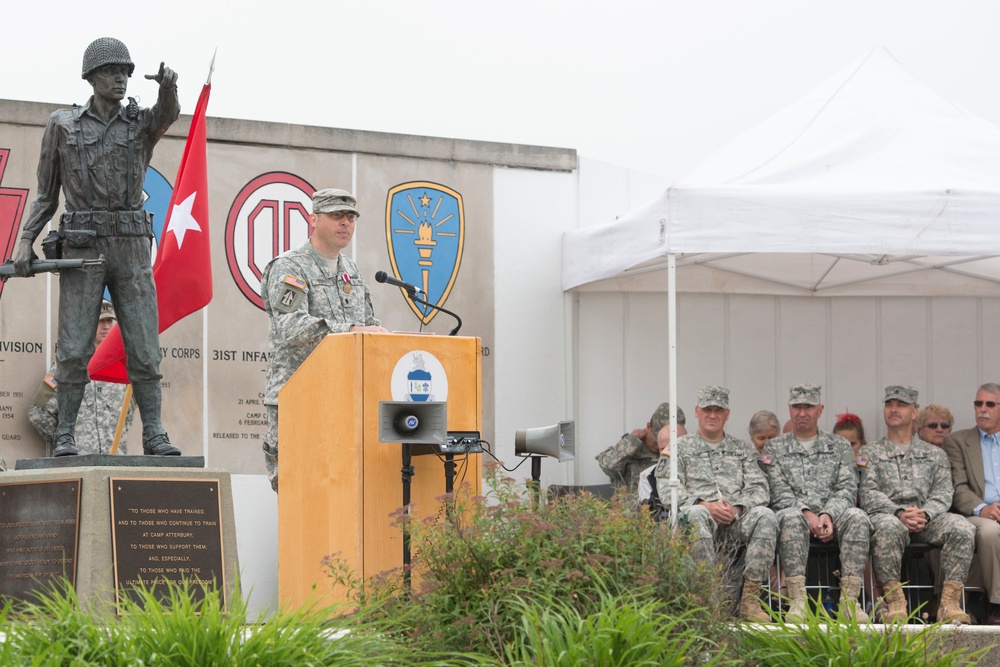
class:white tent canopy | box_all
[562,47,1000,520]
[563,48,1000,296]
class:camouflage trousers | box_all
[263,404,278,492]
[687,504,777,582]
[870,511,974,583]
[775,506,871,578]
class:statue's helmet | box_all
[81,37,134,79]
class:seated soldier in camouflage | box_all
[858,385,974,624]
[597,402,686,495]
[656,386,777,622]
[762,384,872,622]
[28,300,135,455]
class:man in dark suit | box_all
[943,382,1000,625]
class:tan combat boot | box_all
[785,575,808,622]
[739,578,772,623]
[838,575,870,623]
[881,581,908,623]
[937,580,971,625]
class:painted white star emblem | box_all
[166,191,202,249]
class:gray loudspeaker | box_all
[378,401,448,445]
[514,420,575,461]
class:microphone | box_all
[375,269,463,336]
[375,270,422,295]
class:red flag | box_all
[89,83,213,382]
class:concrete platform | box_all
[15,454,205,470]
[0,465,239,615]
[938,625,1000,665]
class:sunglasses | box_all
[923,422,950,430]
[974,401,999,409]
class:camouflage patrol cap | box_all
[99,300,116,322]
[788,384,822,406]
[82,37,135,79]
[884,385,918,405]
[312,188,360,217]
[697,386,730,409]
[649,402,686,436]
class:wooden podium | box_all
[277,333,482,608]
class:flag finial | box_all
[206,48,217,85]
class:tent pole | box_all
[668,252,679,527]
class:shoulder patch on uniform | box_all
[655,458,667,473]
[760,454,773,465]
[273,274,306,313]
[856,455,868,467]
[43,373,57,389]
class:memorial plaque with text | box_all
[109,478,225,609]
[0,479,81,603]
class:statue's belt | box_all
[60,210,153,238]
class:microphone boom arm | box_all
[409,293,462,336]
[375,269,462,335]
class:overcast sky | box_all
[4,1,1000,180]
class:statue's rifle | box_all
[0,255,104,306]
[0,256,105,282]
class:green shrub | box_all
[328,464,731,660]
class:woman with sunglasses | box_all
[916,404,955,447]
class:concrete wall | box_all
[0,98,579,615]
[0,99,574,468]
[492,167,576,483]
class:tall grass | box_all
[0,577,490,666]
[739,602,987,666]
[502,587,729,667]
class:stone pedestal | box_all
[1,458,239,614]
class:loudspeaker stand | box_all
[401,442,415,589]
[528,455,543,508]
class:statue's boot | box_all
[53,433,78,457]
[133,380,180,456]
[53,382,86,457]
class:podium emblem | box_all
[385,182,464,325]
[391,351,449,402]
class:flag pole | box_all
[109,385,133,455]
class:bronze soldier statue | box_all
[12,37,181,456]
